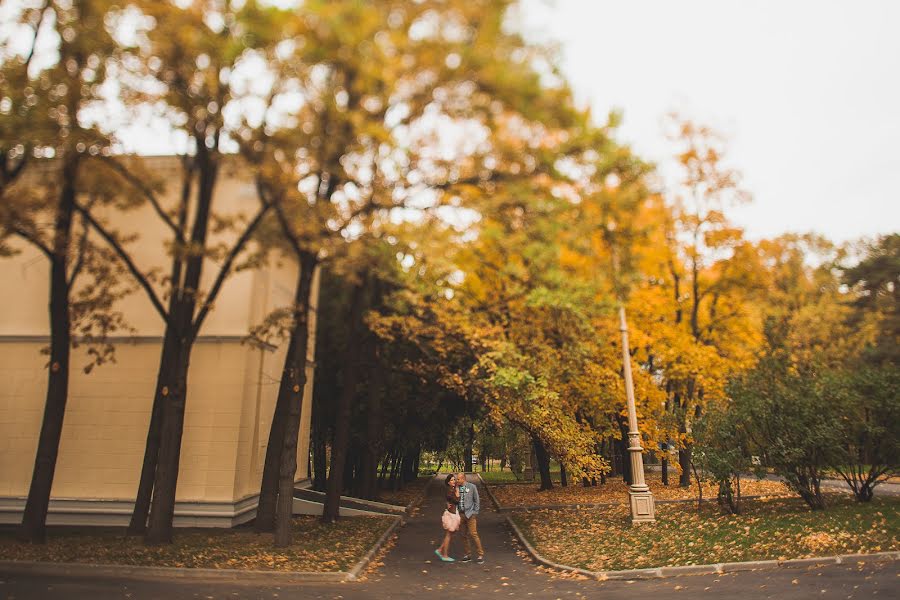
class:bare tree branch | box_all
[1,153,29,188]
[9,223,53,259]
[67,201,94,288]
[191,201,272,337]
[23,0,51,78]
[73,201,169,323]
[263,182,303,257]
[100,156,183,240]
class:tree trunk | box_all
[661,442,669,486]
[128,162,192,535]
[145,150,218,545]
[322,281,365,523]
[377,450,391,485]
[145,340,191,544]
[343,441,360,494]
[20,171,76,543]
[392,453,405,490]
[127,330,177,535]
[559,462,568,487]
[620,437,632,485]
[679,445,692,488]
[691,460,703,511]
[254,332,298,532]
[312,423,328,491]
[464,424,475,473]
[273,253,317,547]
[532,436,553,491]
[258,253,315,534]
[609,437,621,477]
[359,368,383,500]
[618,419,633,486]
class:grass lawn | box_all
[0,515,396,572]
[511,494,900,572]
[478,470,557,484]
[491,474,789,507]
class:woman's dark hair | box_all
[444,474,455,486]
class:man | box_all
[455,472,484,564]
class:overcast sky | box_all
[515,0,900,243]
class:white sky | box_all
[515,0,900,243]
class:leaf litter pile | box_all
[492,474,789,508]
[512,494,899,572]
[0,515,396,572]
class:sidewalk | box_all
[758,474,900,497]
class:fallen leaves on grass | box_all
[0,516,396,572]
[512,494,899,572]
[491,474,789,508]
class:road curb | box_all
[476,474,503,512]
[505,515,597,578]
[505,514,900,580]
[347,515,404,580]
[0,559,353,584]
[347,475,436,579]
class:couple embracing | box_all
[435,472,485,564]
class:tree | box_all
[70,0,291,544]
[842,233,900,367]
[0,0,132,543]
[658,117,759,486]
[830,366,900,501]
[726,335,841,511]
[693,405,756,514]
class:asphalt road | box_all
[2,476,897,599]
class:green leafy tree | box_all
[842,233,900,366]
[693,405,759,514]
[726,339,842,510]
[830,366,900,501]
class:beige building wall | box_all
[0,156,317,527]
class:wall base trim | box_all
[0,495,260,529]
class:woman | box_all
[435,473,460,562]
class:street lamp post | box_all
[618,305,656,524]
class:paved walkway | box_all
[762,475,900,497]
[1,475,897,599]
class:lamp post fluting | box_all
[618,305,656,523]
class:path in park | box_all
[1,475,897,599]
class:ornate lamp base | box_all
[628,489,656,523]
